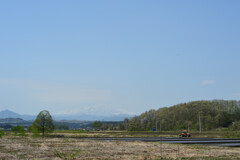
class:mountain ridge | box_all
[0,109,132,121]
[0,109,36,120]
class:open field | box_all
[1,134,240,159]
[52,130,240,138]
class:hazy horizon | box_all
[0,1,240,115]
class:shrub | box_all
[31,125,40,137]
[230,121,240,131]
[0,129,4,138]
[12,126,24,132]
[11,126,27,136]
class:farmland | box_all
[1,132,240,159]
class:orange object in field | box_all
[179,130,191,137]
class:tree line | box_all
[120,100,240,131]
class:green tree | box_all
[92,121,103,128]
[32,110,54,136]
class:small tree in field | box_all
[32,110,54,136]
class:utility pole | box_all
[199,112,201,133]
[156,120,157,132]
[160,120,161,131]
[125,120,128,131]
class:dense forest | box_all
[120,100,240,131]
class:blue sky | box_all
[0,1,240,115]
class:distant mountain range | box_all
[0,110,35,120]
[0,109,133,121]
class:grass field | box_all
[51,130,240,138]
[1,133,240,159]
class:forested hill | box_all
[123,100,240,131]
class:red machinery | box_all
[179,130,191,137]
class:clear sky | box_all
[0,0,240,115]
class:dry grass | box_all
[0,135,240,159]
[51,131,235,138]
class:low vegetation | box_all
[11,126,27,137]
[0,129,4,138]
